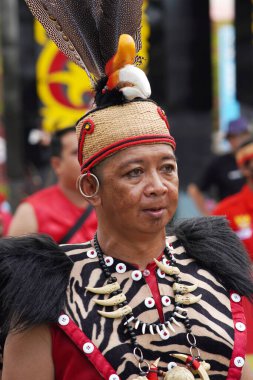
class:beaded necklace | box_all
[88,234,210,380]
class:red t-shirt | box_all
[212,184,253,260]
[0,210,12,236]
[213,185,253,355]
[24,185,97,243]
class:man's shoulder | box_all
[60,240,93,259]
[0,234,73,335]
[25,185,63,206]
[169,216,253,298]
[213,188,246,215]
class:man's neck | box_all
[58,183,89,208]
[96,227,166,270]
[247,179,253,191]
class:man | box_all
[213,136,253,260]
[213,136,253,358]
[1,26,253,379]
[188,117,251,215]
[8,127,97,243]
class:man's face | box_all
[227,132,251,151]
[95,144,179,236]
[241,158,253,182]
[53,131,80,189]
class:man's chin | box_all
[136,219,169,235]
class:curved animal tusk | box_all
[171,353,191,363]
[94,293,126,306]
[86,281,120,295]
[171,354,210,380]
[142,323,147,335]
[97,305,132,319]
[175,294,202,305]
[166,320,176,332]
[151,358,160,368]
[192,361,211,375]
[149,324,155,335]
[173,312,186,319]
[135,319,140,329]
[154,258,180,275]
[173,283,198,294]
[170,317,181,327]
[124,316,135,325]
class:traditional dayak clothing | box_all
[0,218,252,379]
[1,1,253,379]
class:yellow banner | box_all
[35,2,150,132]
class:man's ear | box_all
[78,174,101,207]
[50,157,61,176]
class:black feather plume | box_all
[24,0,144,82]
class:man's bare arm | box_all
[241,359,253,380]
[2,325,54,380]
[8,203,38,236]
[187,183,213,216]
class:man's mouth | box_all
[143,207,166,217]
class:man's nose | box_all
[145,172,167,196]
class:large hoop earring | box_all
[77,173,100,198]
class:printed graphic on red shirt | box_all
[234,214,252,240]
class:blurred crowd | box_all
[187,116,253,261]
[1,116,253,252]
[0,126,98,242]
[1,116,253,265]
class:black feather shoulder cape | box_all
[0,217,253,338]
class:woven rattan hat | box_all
[76,100,175,173]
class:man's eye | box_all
[162,164,175,173]
[127,168,143,177]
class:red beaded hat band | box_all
[80,134,176,173]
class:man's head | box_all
[74,35,177,235]
[226,117,251,151]
[50,127,80,190]
[235,136,253,184]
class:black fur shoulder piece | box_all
[0,234,73,336]
[169,216,253,301]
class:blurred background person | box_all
[0,193,11,237]
[8,127,97,243]
[213,136,253,358]
[187,117,251,215]
[213,136,253,259]
[25,126,53,193]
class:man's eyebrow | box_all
[118,154,177,169]
[161,154,177,162]
[118,159,145,169]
